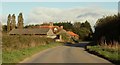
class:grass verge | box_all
[86,45,120,64]
[2,42,62,63]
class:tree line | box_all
[93,13,120,46]
[54,21,93,40]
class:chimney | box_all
[60,26,63,29]
[50,22,53,26]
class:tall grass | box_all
[2,35,54,51]
[86,45,120,64]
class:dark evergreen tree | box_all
[73,22,81,28]
[54,22,73,31]
[84,20,91,29]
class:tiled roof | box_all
[9,28,50,35]
[34,26,59,29]
[34,26,61,33]
[67,31,78,36]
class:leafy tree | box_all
[94,14,120,46]
[7,14,11,32]
[54,22,73,31]
[80,21,93,40]
[54,21,93,41]
[17,13,24,29]
[79,27,91,40]
[2,25,7,32]
[73,22,81,28]
[72,22,81,38]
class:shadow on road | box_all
[64,42,90,48]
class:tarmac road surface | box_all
[20,42,113,64]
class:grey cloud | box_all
[76,12,102,18]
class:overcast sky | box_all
[1,2,118,30]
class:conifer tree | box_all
[7,14,11,32]
[17,13,24,29]
[11,14,16,30]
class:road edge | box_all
[19,46,62,63]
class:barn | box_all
[8,28,56,38]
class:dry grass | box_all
[100,42,119,51]
[2,35,55,51]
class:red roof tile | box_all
[67,31,78,36]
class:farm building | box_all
[67,31,79,39]
[8,22,79,42]
[8,28,56,38]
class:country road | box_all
[20,42,113,64]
